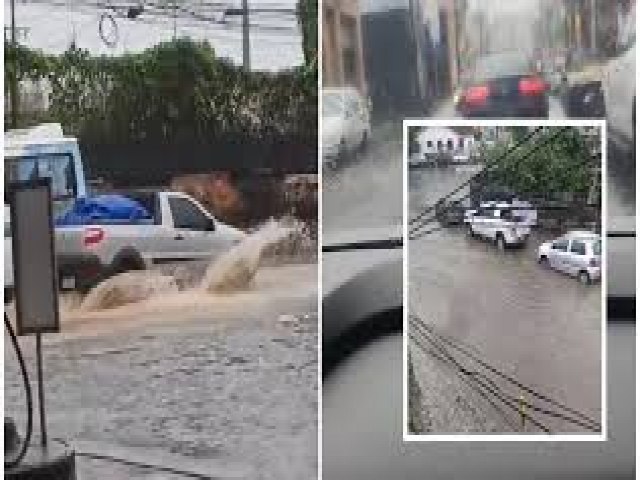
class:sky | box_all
[5,0,303,71]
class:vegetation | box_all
[481,127,597,201]
[297,0,317,69]
[4,37,316,146]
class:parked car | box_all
[558,48,606,117]
[54,190,245,291]
[467,207,531,249]
[455,51,549,118]
[322,87,371,168]
[537,231,601,284]
[602,2,635,152]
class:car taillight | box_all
[464,85,490,104]
[83,227,105,248]
[519,77,546,95]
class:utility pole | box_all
[173,0,177,39]
[9,0,20,128]
[242,0,250,71]
[589,0,597,54]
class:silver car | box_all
[537,231,601,284]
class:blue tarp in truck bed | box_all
[56,195,153,226]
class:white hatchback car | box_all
[322,87,371,167]
[537,231,601,284]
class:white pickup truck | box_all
[55,190,246,291]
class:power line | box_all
[409,314,601,433]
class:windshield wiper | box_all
[322,238,403,253]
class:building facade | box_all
[322,0,367,94]
[416,126,476,157]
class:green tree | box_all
[482,127,595,201]
[4,39,316,143]
[297,0,317,68]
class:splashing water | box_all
[201,219,296,293]
[77,219,315,312]
[79,271,180,312]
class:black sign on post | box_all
[9,178,60,336]
[9,178,60,448]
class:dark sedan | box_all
[455,51,549,118]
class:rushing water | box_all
[77,218,313,312]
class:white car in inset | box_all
[467,207,531,250]
[537,231,601,284]
[322,87,371,168]
[464,199,537,227]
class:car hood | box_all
[323,228,403,348]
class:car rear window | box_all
[552,239,569,251]
[468,52,532,82]
[570,240,586,256]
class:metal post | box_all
[173,0,177,39]
[590,0,596,54]
[242,0,250,70]
[9,0,20,128]
[518,394,526,432]
[36,333,48,447]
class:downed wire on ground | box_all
[408,314,601,434]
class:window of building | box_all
[341,15,358,85]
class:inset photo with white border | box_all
[403,119,606,441]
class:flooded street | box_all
[322,123,403,236]
[408,166,602,433]
[4,225,318,479]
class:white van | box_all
[4,124,88,296]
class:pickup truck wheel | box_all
[578,270,591,285]
[538,255,549,267]
[111,253,146,277]
[359,131,369,153]
[337,140,348,166]
[467,225,475,238]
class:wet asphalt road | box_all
[4,264,318,479]
[323,95,592,236]
[408,167,602,433]
[323,110,634,434]
[323,123,403,235]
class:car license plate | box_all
[61,276,76,290]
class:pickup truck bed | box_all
[55,190,245,291]
[3,191,246,295]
